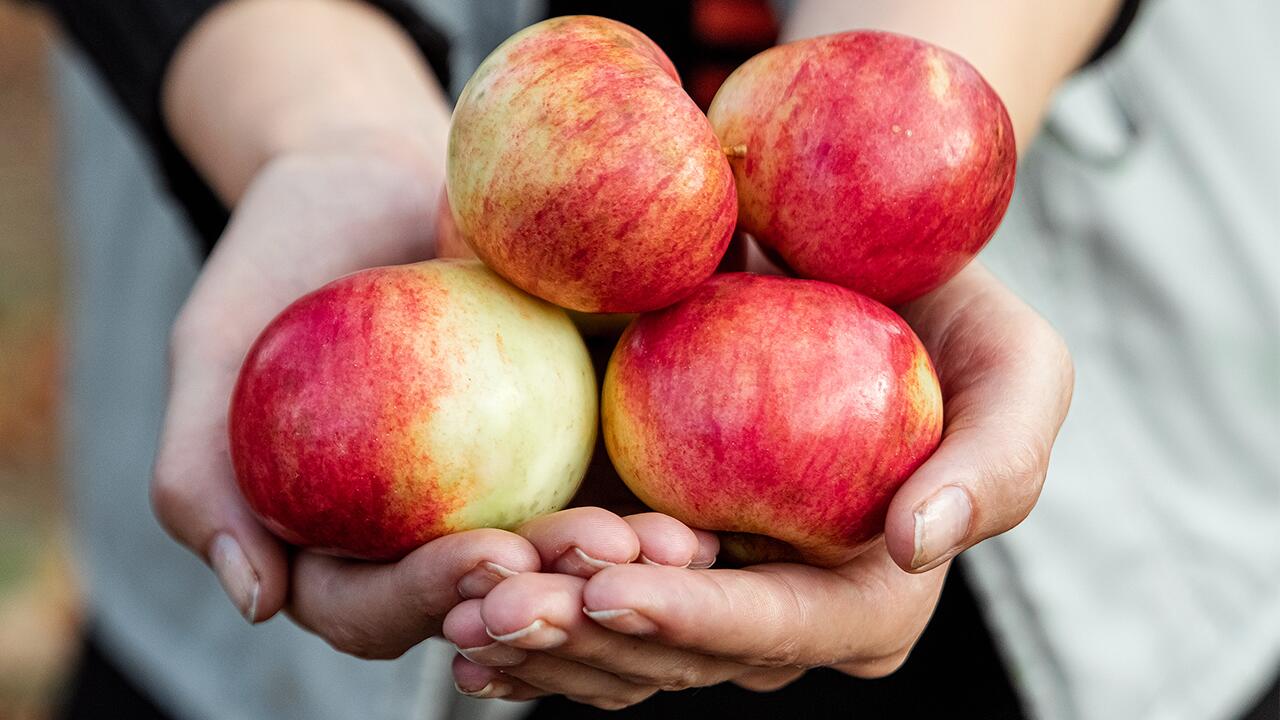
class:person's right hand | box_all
[148,135,717,659]
[148,139,535,659]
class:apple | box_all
[229,260,597,561]
[602,273,943,566]
[707,31,1016,306]
[447,15,737,313]
[434,187,636,338]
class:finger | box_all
[691,529,720,568]
[466,572,747,690]
[475,651,659,711]
[451,655,546,702]
[287,528,539,660]
[517,507,641,577]
[443,599,528,667]
[581,550,944,669]
[733,667,806,692]
[888,265,1075,572]
[623,513,713,568]
[151,365,289,624]
[449,593,658,707]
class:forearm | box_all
[162,0,450,206]
[783,0,1122,152]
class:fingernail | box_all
[486,619,568,649]
[583,608,659,636]
[912,485,973,571]
[638,553,688,568]
[556,546,615,576]
[455,680,511,699]
[209,534,260,624]
[457,561,518,600]
[689,557,716,570]
[456,641,528,667]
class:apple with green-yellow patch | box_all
[229,260,597,561]
[447,15,737,313]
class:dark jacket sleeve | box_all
[32,0,451,254]
[1084,0,1143,68]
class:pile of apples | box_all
[229,16,1015,566]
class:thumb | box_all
[151,360,290,623]
[884,425,1049,573]
[884,330,1074,573]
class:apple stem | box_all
[722,144,748,159]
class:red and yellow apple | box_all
[708,31,1016,305]
[446,15,737,313]
[602,273,943,566]
[434,187,635,338]
[229,260,597,561]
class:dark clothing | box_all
[31,0,451,254]
[57,562,1280,720]
[63,564,1025,719]
[529,562,1029,720]
[32,0,1140,254]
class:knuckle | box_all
[994,434,1051,523]
[1005,429,1052,484]
[623,664,704,692]
[323,623,402,661]
[744,575,809,667]
[753,638,803,667]
[394,556,449,620]
[149,462,194,534]
[660,665,705,692]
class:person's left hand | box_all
[440,261,1074,708]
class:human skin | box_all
[445,0,1118,706]
[149,0,1110,700]
[151,0,706,657]
[447,16,737,312]
[447,262,1076,704]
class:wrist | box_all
[164,0,450,205]
[255,129,445,261]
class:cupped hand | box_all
[441,260,1075,708]
[150,140,527,650]
[148,138,718,659]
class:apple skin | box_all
[435,187,636,337]
[447,15,737,313]
[229,260,597,561]
[602,273,943,567]
[707,31,1016,306]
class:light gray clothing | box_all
[970,2,1280,718]
[57,1,1278,719]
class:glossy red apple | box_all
[602,273,943,566]
[447,15,737,313]
[229,260,598,561]
[708,31,1016,305]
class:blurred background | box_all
[0,2,1276,719]
[0,3,83,719]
